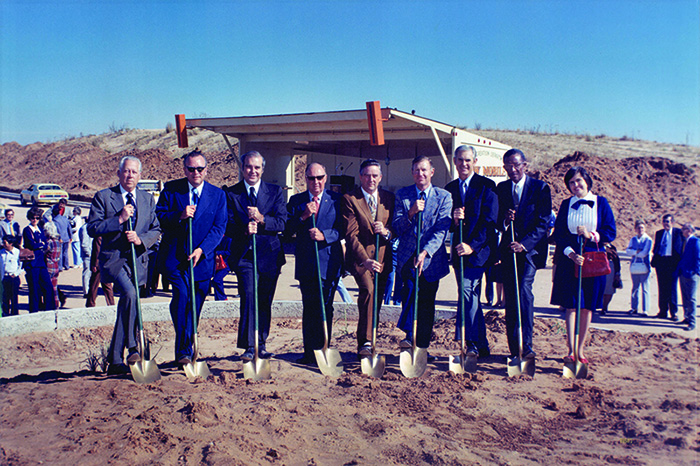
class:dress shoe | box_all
[523,351,536,360]
[563,354,574,363]
[599,309,607,316]
[240,349,254,362]
[677,318,690,325]
[259,349,274,359]
[654,313,668,319]
[358,343,372,357]
[399,339,412,349]
[466,349,478,358]
[685,325,696,331]
[670,315,679,322]
[106,363,129,375]
[126,350,141,364]
[427,353,437,363]
[478,348,491,358]
[296,355,316,365]
[177,356,192,365]
[627,309,638,315]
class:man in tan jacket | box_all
[341,159,395,359]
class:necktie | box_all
[460,180,467,205]
[126,192,137,224]
[513,184,520,208]
[572,199,594,210]
[313,195,320,213]
[249,187,257,207]
[192,189,199,206]
[368,195,377,221]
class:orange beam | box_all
[365,101,385,146]
[175,114,189,148]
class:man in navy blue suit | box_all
[651,214,684,321]
[286,162,344,365]
[393,155,452,353]
[445,146,498,358]
[156,150,227,365]
[496,148,551,362]
[225,151,287,361]
[677,223,699,331]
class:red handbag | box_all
[575,242,611,278]
[214,253,228,272]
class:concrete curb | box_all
[1,301,457,338]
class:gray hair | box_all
[682,223,696,233]
[73,206,82,215]
[241,150,265,169]
[43,221,59,240]
[455,145,477,158]
[305,162,327,176]
[118,155,142,173]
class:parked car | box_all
[137,180,164,203]
[20,184,69,206]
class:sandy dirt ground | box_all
[1,196,699,465]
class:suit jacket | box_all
[155,179,227,282]
[651,227,684,269]
[496,176,552,269]
[552,196,617,254]
[87,185,161,285]
[445,174,498,269]
[225,180,287,276]
[341,187,395,277]
[286,189,344,281]
[393,185,452,282]
[678,235,700,278]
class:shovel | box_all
[243,231,272,380]
[311,214,343,377]
[564,236,588,379]
[400,205,428,378]
[361,234,386,378]
[126,217,161,384]
[183,217,211,380]
[507,222,535,377]
[450,219,476,374]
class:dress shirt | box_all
[1,248,21,276]
[119,185,137,208]
[660,229,674,256]
[189,182,203,205]
[563,191,600,257]
[243,180,262,201]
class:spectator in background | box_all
[651,214,684,321]
[1,235,22,316]
[210,236,231,301]
[23,206,56,313]
[677,223,699,331]
[600,243,622,316]
[44,221,65,308]
[625,220,652,316]
[78,221,92,297]
[70,207,84,268]
[85,236,115,307]
[51,204,72,271]
[1,209,21,239]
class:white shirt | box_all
[244,180,262,199]
[563,192,600,257]
[361,187,378,212]
[119,185,137,208]
[660,228,674,256]
[188,182,203,205]
[0,248,21,277]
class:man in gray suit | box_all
[87,155,161,375]
[393,155,452,353]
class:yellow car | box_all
[20,184,69,206]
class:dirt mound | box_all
[537,151,700,243]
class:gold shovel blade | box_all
[360,354,386,378]
[448,354,466,375]
[563,359,588,379]
[575,361,588,379]
[562,361,576,379]
[243,358,271,381]
[130,360,161,384]
[400,347,428,378]
[314,348,344,378]
[183,361,211,380]
[507,356,523,377]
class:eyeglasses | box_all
[504,162,525,170]
[306,175,326,181]
[31,216,41,220]
[186,166,206,173]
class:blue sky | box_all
[1,0,698,146]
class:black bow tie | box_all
[572,199,594,210]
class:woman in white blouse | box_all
[625,220,652,315]
[550,167,616,364]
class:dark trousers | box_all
[86,269,115,307]
[108,267,139,364]
[354,269,388,349]
[455,266,488,353]
[168,268,210,360]
[654,257,679,317]
[502,252,536,357]
[397,261,440,348]
[2,276,20,316]
[25,266,55,313]
[235,259,279,350]
[299,275,339,357]
[210,266,229,301]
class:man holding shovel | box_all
[445,146,498,361]
[393,156,452,358]
[496,149,551,365]
[156,150,226,367]
[286,162,344,365]
[87,156,161,376]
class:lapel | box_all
[317,190,333,224]
[376,189,388,224]
[192,181,208,223]
[423,186,437,228]
[518,176,532,213]
[356,188,375,224]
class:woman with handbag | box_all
[625,220,652,315]
[550,166,616,364]
[22,207,56,313]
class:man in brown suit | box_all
[341,159,395,358]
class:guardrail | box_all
[0,190,92,209]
